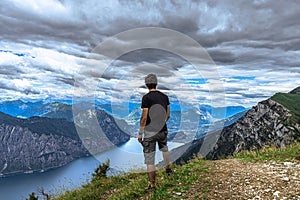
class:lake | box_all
[0,138,183,200]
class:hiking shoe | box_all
[166,168,173,175]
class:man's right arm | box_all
[165,105,170,122]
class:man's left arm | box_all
[138,108,148,143]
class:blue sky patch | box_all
[0,49,34,58]
[231,76,255,81]
[183,78,207,84]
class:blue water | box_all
[0,138,182,200]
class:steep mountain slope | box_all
[73,109,131,153]
[176,87,300,162]
[0,123,88,176]
[0,110,130,177]
[207,87,300,159]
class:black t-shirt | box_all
[141,91,170,132]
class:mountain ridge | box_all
[206,98,299,159]
[0,109,130,177]
[175,86,300,162]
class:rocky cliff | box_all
[175,87,300,162]
[0,123,88,176]
[0,110,130,177]
[73,109,131,154]
[206,98,300,159]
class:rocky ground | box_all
[186,159,300,200]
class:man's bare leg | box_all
[147,164,156,187]
[162,151,170,169]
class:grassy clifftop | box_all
[53,142,300,200]
[271,87,300,123]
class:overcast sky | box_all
[0,0,300,108]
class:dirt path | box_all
[187,159,300,200]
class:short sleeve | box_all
[141,95,150,108]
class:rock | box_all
[175,192,182,196]
[264,189,271,193]
[273,191,280,197]
[283,162,293,167]
[281,177,290,182]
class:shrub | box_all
[92,159,110,181]
[26,192,38,200]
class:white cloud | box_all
[0,0,299,108]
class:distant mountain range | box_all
[0,100,46,117]
[0,98,248,176]
[0,99,248,139]
[0,99,247,119]
[174,86,300,163]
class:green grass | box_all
[233,142,300,162]
[271,92,300,123]
[55,172,148,200]
[53,141,300,200]
[54,158,209,200]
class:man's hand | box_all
[138,135,143,143]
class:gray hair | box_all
[145,74,158,84]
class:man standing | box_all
[138,74,173,190]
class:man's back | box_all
[141,90,169,133]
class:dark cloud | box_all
[115,49,188,68]
[0,82,15,90]
[2,1,299,43]
[23,87,40,95]
[0,2,91,48]
[0,80,40,95]
[131,63,176,77]
[159,15,200,34]
[56,77,75,86]
[208,49,236,63]
[241,93,270,99]
[1,0,299,56]
[0,65,24,75]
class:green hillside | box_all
[48,142,299,200]
[271,87,300,123]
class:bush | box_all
[92,159,110,181]
[26,192,38,200]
